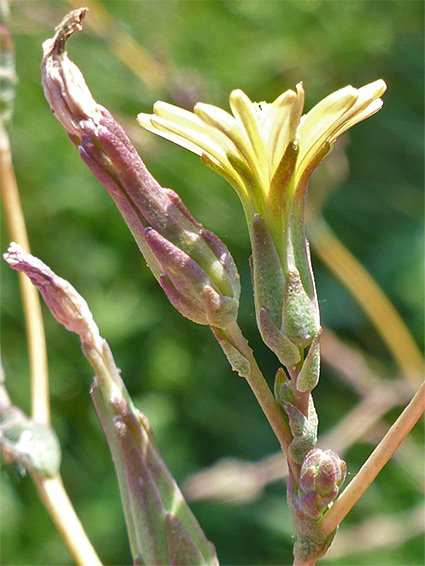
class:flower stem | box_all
[320,379,425,536]
[288,364,310,418]
[33,475,102,566]
[0,126,50,425]
[225,322,300,480]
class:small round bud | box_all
[297,448,347,518]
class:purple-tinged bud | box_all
[297,448,347,519]
[144,227,239,326]
[4,234,218,565]
[283,398,318,465]
[287,468,338,564]
[41,9,240,330]
[4,243,102,351]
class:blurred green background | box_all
[1,1,423,565]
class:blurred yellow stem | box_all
[0,127,50,424]
[33,475,102,566]
[309,216,424,384]
[320,380,425,536]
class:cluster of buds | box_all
[41,9,240,332]
[296,448,347,520]
[286,447,346,564]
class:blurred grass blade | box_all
[308,215,424,383]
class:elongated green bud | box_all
[251,214,301,368]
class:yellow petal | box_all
[137,112,204,156]
[266,83,305,176]
[296,80,386,183]
[328,80,387,142]
[149,114,232,168]
[229,89,268,182]
[195,101,267,193]
[297,85,358,174]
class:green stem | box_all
[288,363,310,418]
[225,322,300,480]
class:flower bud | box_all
[4,242,102,351]
[297,448,347,519]
[283,267,319,348]
[0,403,60,478]
[144,227,239,326]
[41,9,239,330]
[296,330,321,393]
[251,214,302,367]
[4,233,218,565]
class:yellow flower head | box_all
[137,80,386,218]
[138,80,386,371]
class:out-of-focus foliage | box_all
[1,1,423,565]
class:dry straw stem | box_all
[33,475,102,566]
[0,127,50,425]
[321,379,425,536]
[322,380,414,455]
[326,503,425,560]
